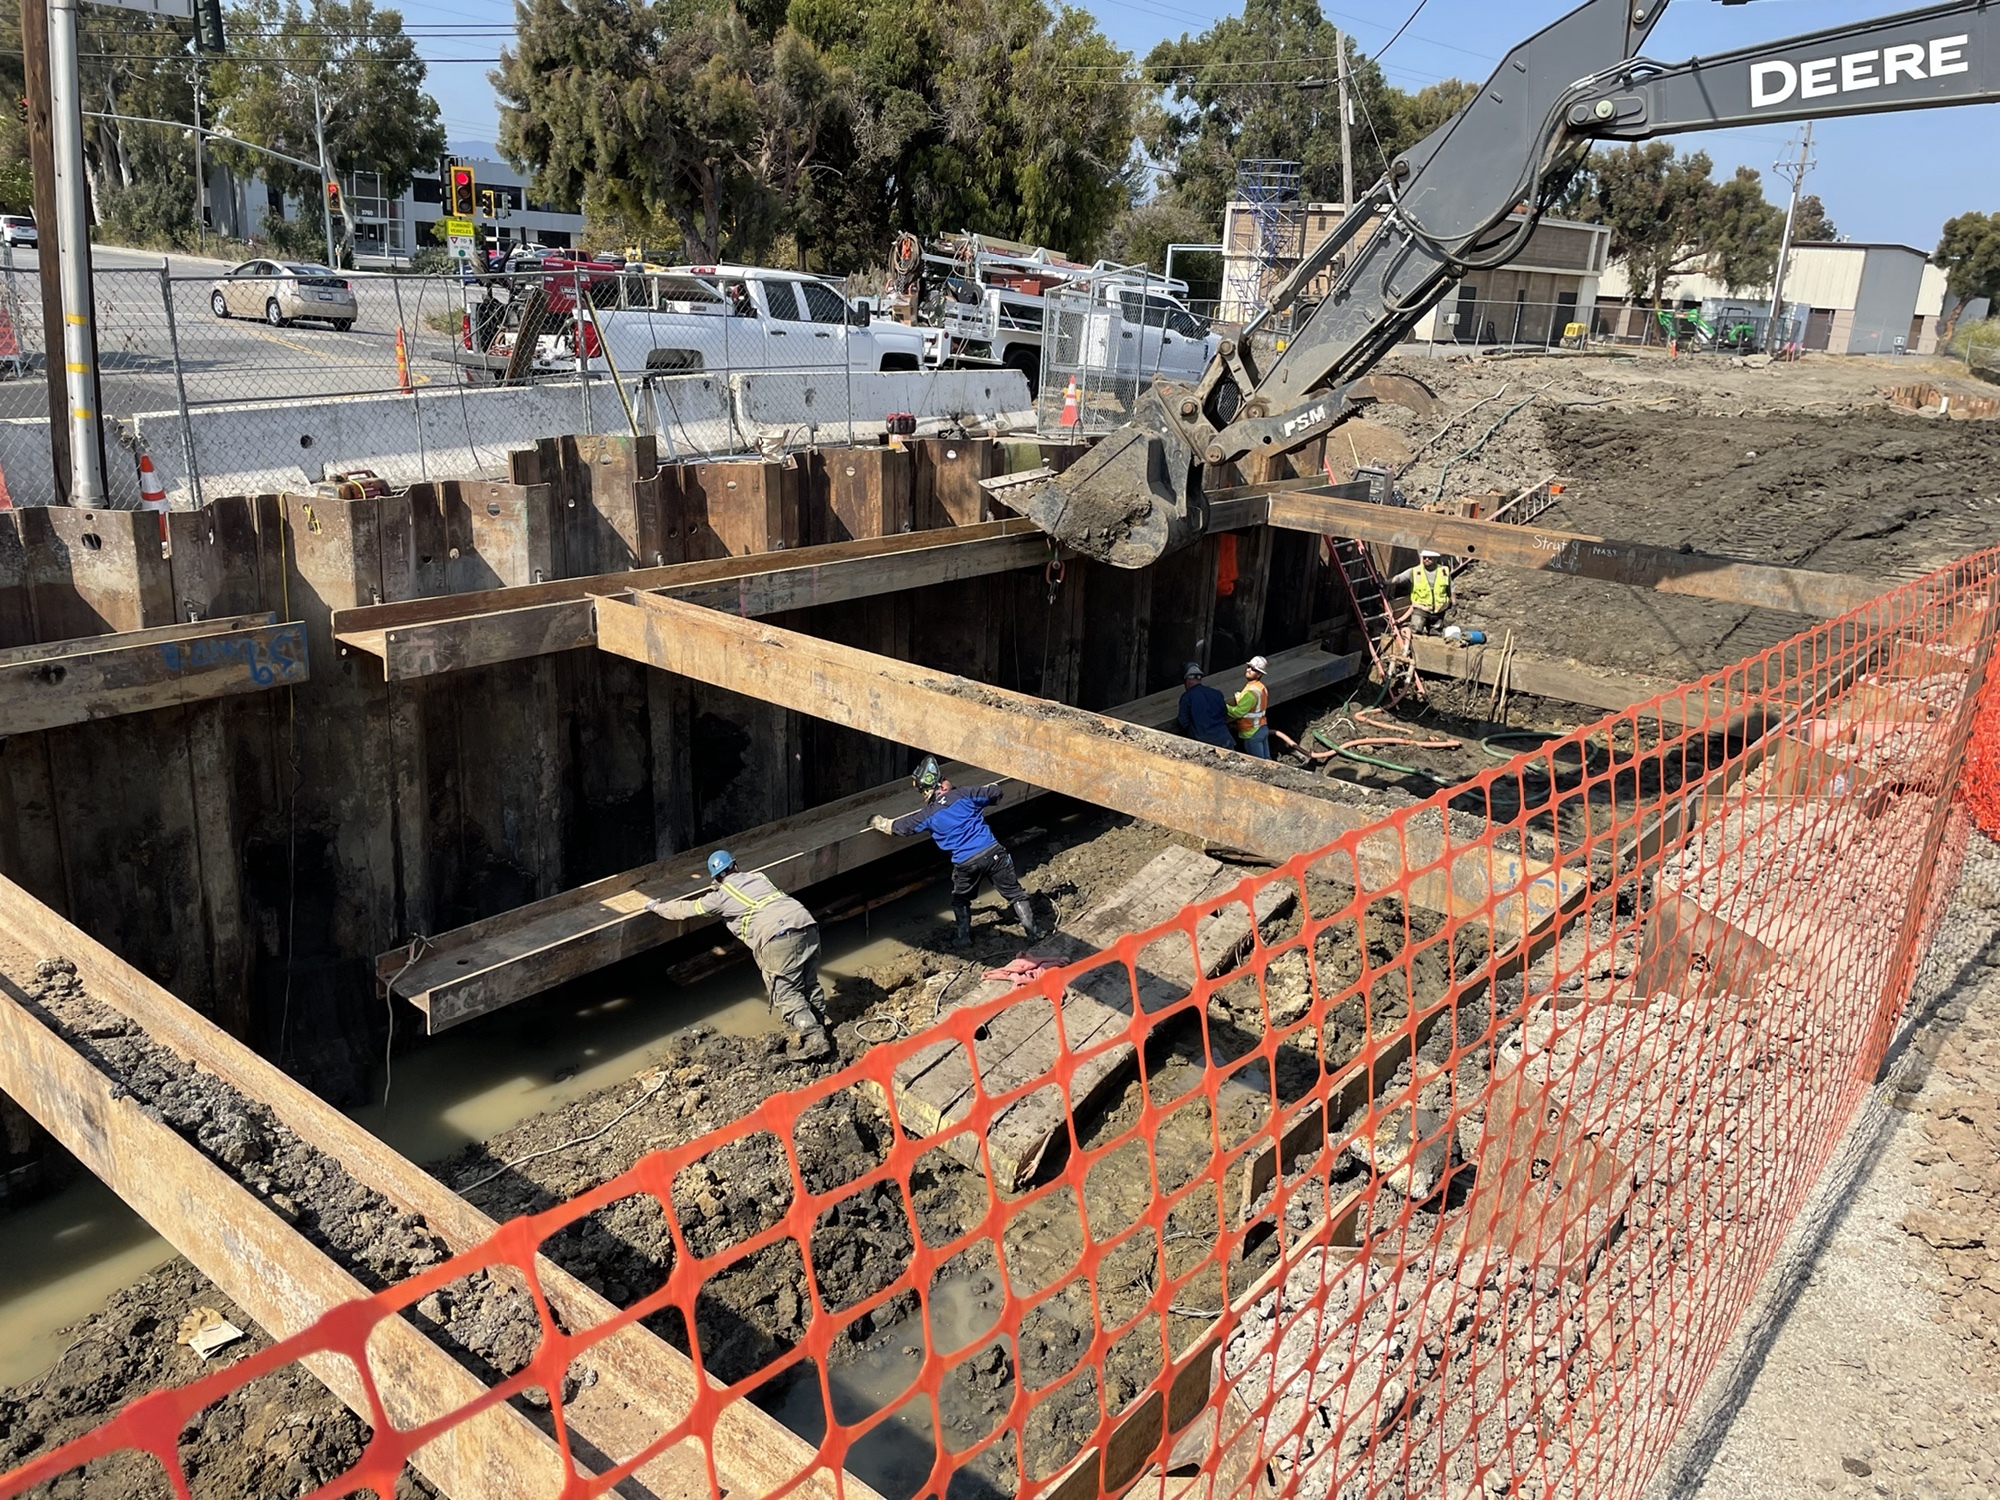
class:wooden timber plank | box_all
[388,644,1365,1028]
[0,877,875,1500]
[600,594,1580,925]
[892,846,1295,1191]
[0,969,568,1500]
[1264,490,1880,619]
[0,614,308,735]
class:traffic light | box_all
[325,180,342,214]
[478,188,494,219]
[447,163,475,219]
[193,0,225,53]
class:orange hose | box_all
[1338,736,1462,753]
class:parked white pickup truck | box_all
[561,266,941,376]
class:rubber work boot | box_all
[1013,899,1044,942]
[952,903,974,949]
[788,1023,833,1062]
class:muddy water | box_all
[0,883,969,1392]
[0,1177,176,1387]
[775,1274,1007,1500]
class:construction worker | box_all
[646,851,832,1061]
[870,756,1045,947]
[1176,662,1234,749]
[1392,550,1455,634]
[1227,656,1272,759]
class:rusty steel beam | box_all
[0,613,308,735]
[596,594,1581,928]
[386,643,1365,1030]
[1264,490,1879,618]
[0,926,568,1500]
[333,500,1270,681]
[334,521,1053,679]
[0,879,877,1500]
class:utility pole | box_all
[47,0,107,506]
[192,76,204,252]
[19,0,71,497]
[1334,28,1354,214]
[1766,122,1815,355]
[311,79,336,269]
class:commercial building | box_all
[1593,241,1983,356]
[1218,198,1611,346]
[199,153,587,267]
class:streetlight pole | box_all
[311,79,336,269]
[47,0,107,507]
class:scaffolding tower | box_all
[1229,160,1304,322]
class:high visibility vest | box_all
[719,878,781,914]
[1411,563,1452,612]
[1231,679,1269,737]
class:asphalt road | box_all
[0,244,482,422]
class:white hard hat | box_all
[1420,548,1442,560]
[1247,655,1268,673]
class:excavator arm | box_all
[1005,0,2000,568]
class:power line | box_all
[1375,0,1434,61]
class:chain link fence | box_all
[0,260,1034,509]
[1946,316,2000,384]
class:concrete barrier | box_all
[0,418,146,509]
[731,369,1033,444]
[0,366,1035,509]
[128,384,644,504]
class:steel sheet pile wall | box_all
[0,434,1310,1113]
[5,550,1991,1500]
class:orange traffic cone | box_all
[1058,374,1081,429]
[396,325,412,393]
[136,447,169,541]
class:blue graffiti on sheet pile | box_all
[156,622,308,686]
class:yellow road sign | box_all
[443,215,475,239]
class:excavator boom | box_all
[1003,0,2000,567]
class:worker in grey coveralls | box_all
[647,850,832,1060]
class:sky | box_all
[401,0,1992,253]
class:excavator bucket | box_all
[992,387,1205,570]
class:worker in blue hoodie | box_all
[871,756,1045,947]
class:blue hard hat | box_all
[706,850,736,879]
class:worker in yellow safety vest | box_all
[1392,550,1455,634]
[648,850,832,1060]
[1227,656,1272,759]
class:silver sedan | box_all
[209,260,358,330]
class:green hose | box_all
[1480,731,1593,782]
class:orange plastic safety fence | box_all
[1964,656,2000,839]
[5,551,1997,1500]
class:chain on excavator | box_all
[987,0,2000,569]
